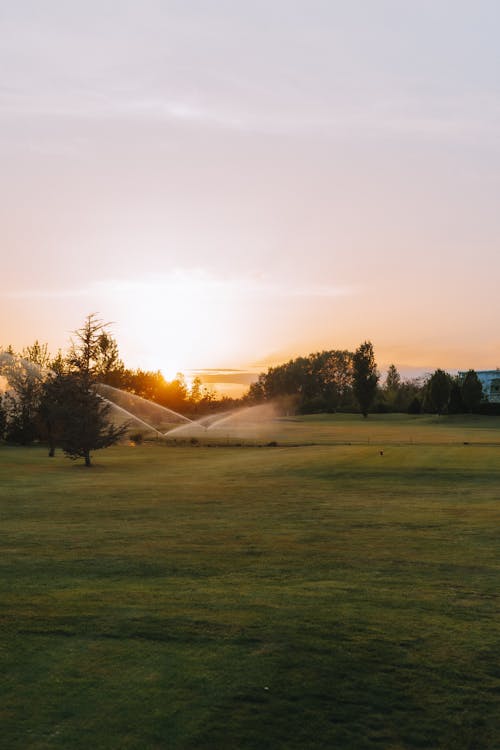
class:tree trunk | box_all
[84,450,91,467]
[48,444,55,457]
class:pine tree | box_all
[352,341,379,418]
[58,315,127,466]
[461,370,483,413]
[426,369,452,415]
[57,372,127,466]
[1,355,44,445]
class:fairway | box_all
[1,415,500,749]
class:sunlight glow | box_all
[106,271,249,373]
[159,364,185,382]
[88,270,354,378]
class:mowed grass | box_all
[272,412,500,446]
[1,415,500,749]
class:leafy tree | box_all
[184,376,218,416]
[385,364,401,392]
[426,369,452,415]
[352,341,379,417]
[461,370,483,413]
[125,369,162,401]
[0,395,7,441]
[1,354,44,444]
[22,340,52,370]
[190,376,203,404]
[382,364,402,411]
[308,350,353,412]
[247,376,266,404]
[245,349,354,413]
[407,396,421,414]
[94,332,125,385]
[158,373,189,412]
[398,378,423,412]
[382,374,424,414]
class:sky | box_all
[2,1,500,393]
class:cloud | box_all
[189,369,257,385]
[2,0,500,148]
[5,270,355,302]
[4,286,91,300]
[2,76,499,145]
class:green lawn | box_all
[1,414,500,749]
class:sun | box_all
[160,363,185,381]
[109,270,261,378]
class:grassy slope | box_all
[1,415,500,749]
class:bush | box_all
[408,397,421,414]
[477,402,500,416]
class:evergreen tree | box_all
[67,313,112,376]
[22,340,52,370]
[461,370,483,413]
[352,341,379,417]
[448,380,465,414]
[60,315,127,466]
[57,372,127,466]
[426,369,452,415]
[0,395,7,441]
[1,355,44,444]
[38,370,70,457]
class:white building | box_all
[458,370,500,403]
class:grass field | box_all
[1,414,500,749]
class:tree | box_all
[309,350,353,412]
[190,376,203,403]
[94,332,125,385]
[68,313,113,376]
[1,354,44,444]
[461,370,483,413]
[352,341,379,417]
[0,394,7,441]
[247,376,266,404]
[407,396,421,414]
[447,380,465,414]
[158,373,189,412]
[426,369,452,415]
[57,372,127,466]
[61,315,127,466]
[38,369,70,457]
[244,349,354,413]
[398,378,423,413]
[383,364,402,411]
[385,364,401,392]
[22,340,52,370]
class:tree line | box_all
[0,316,494,463]
[0,314,234,464]
[244,347,489,417]
[245,342,380,417]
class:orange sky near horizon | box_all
[2,2,500,392]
